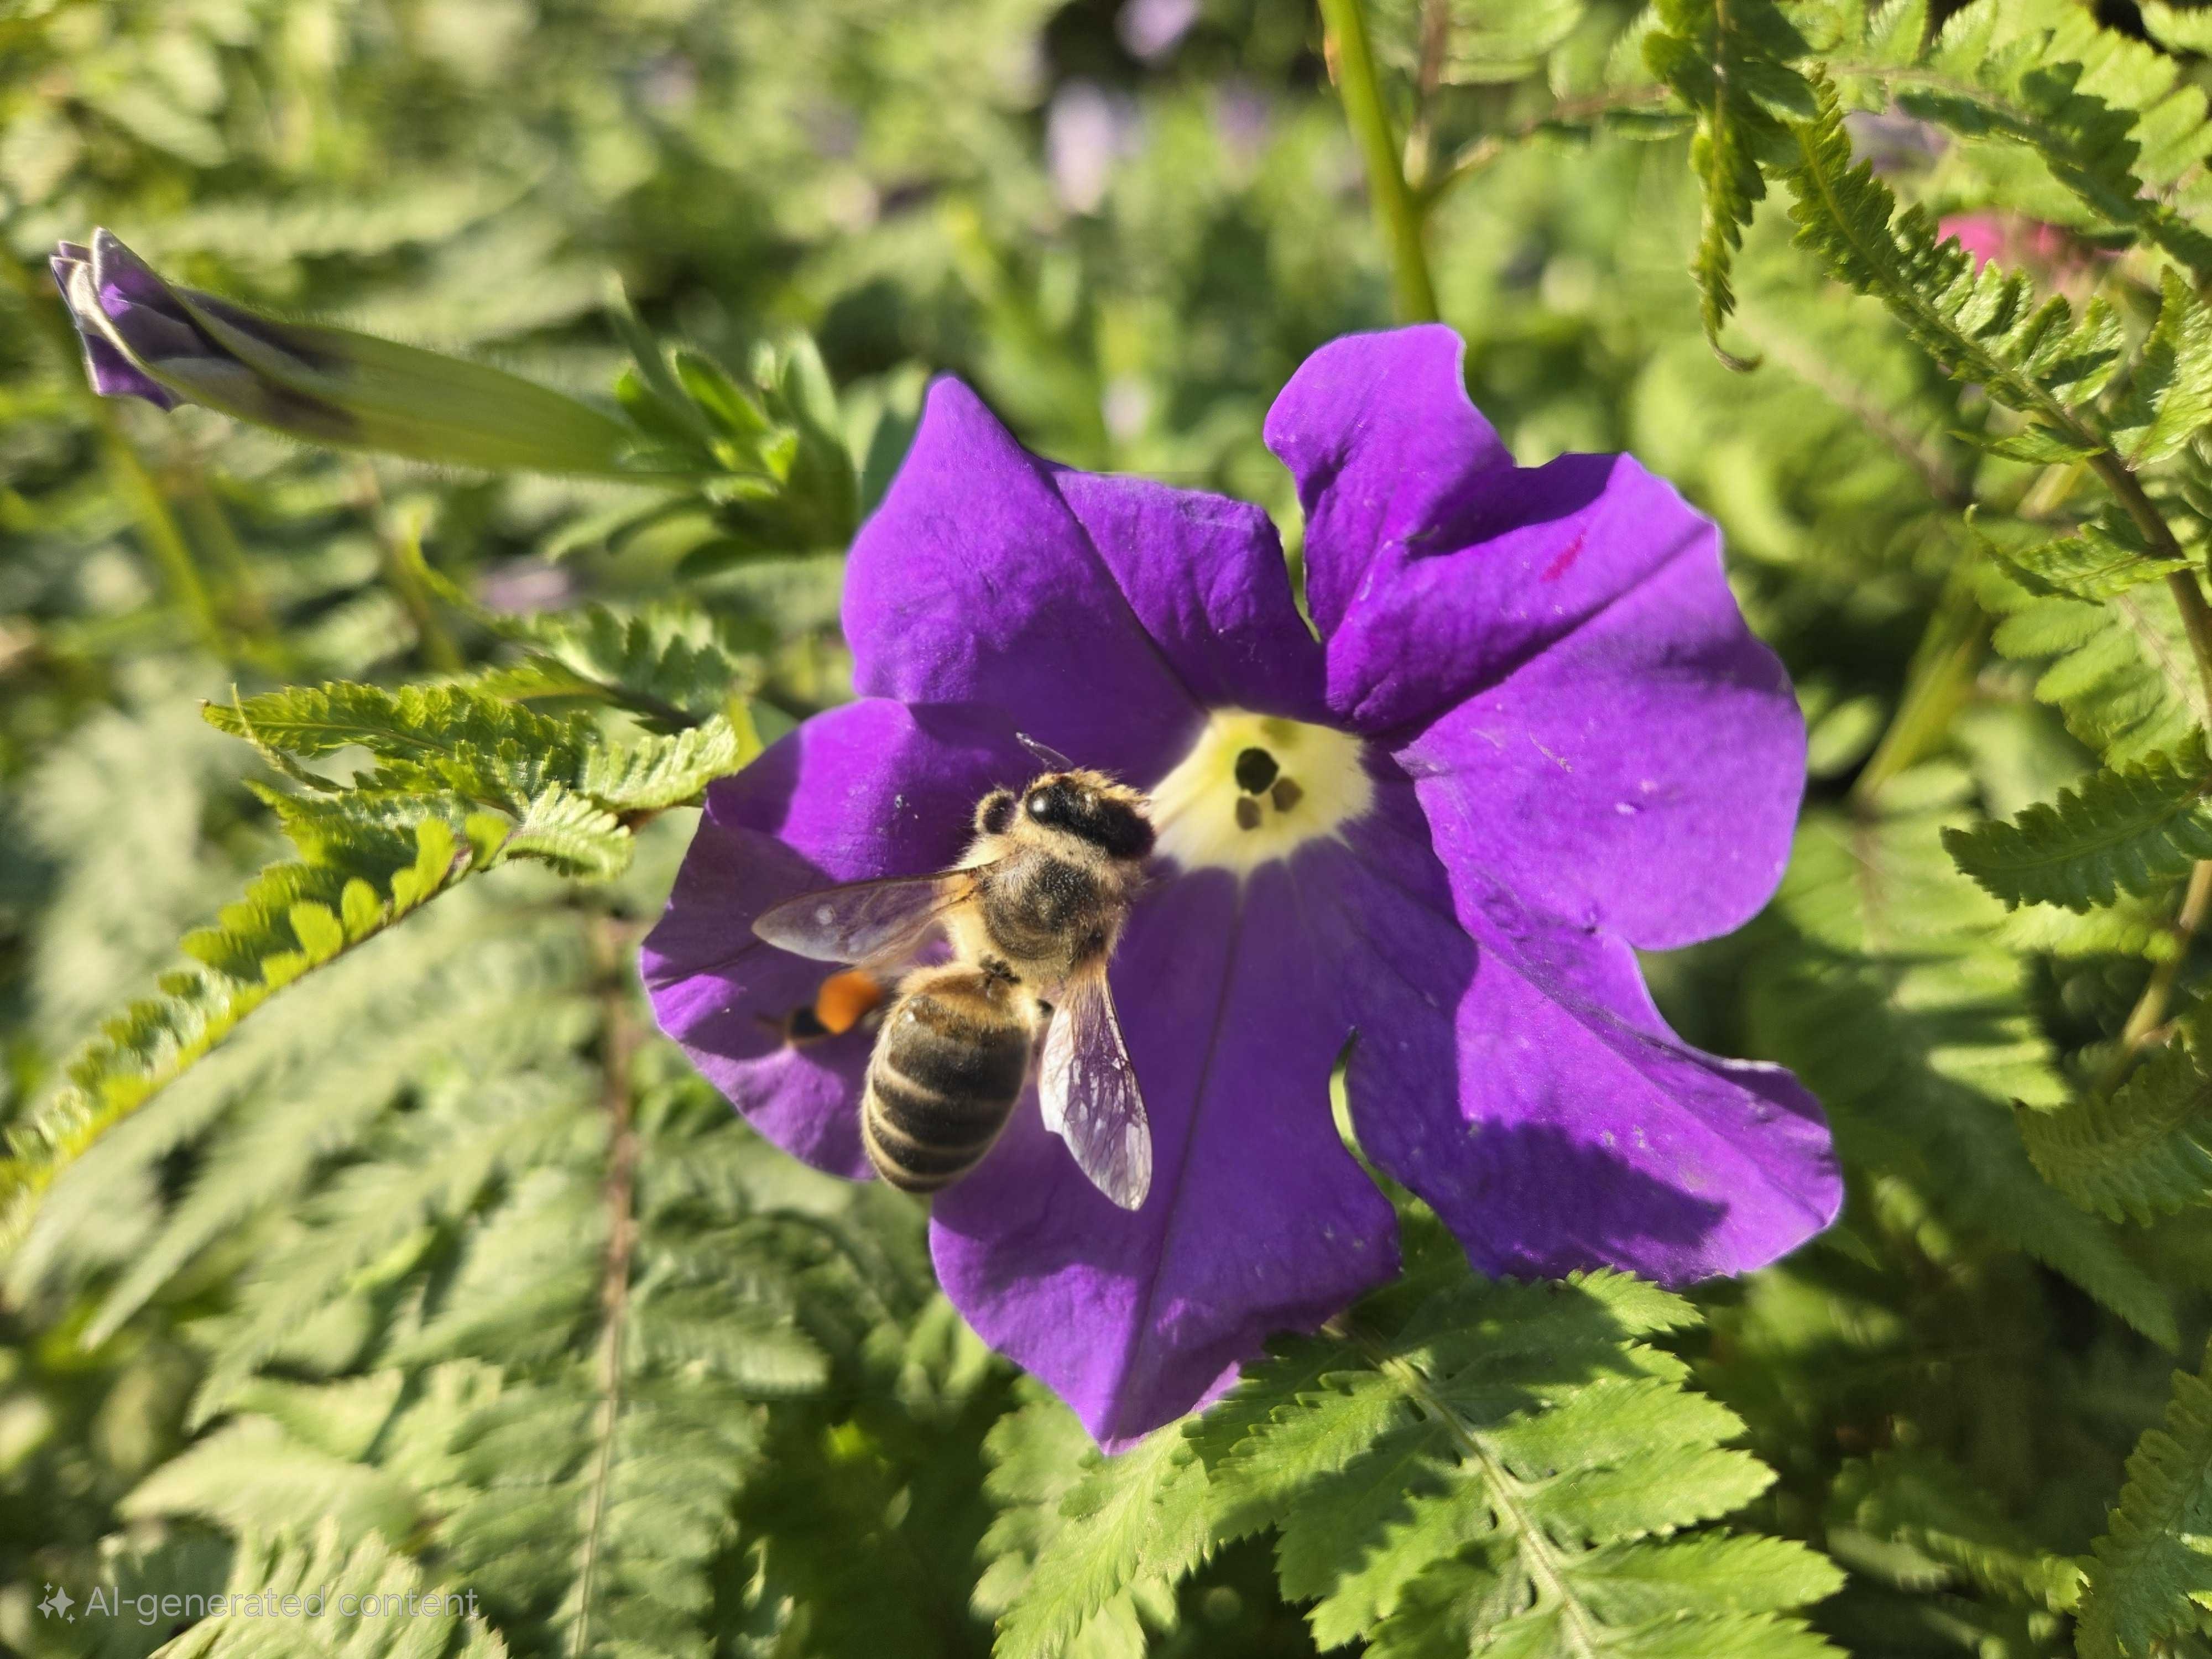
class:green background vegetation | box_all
[13,1,2212,1655]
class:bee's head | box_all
[1013,770,1155,860]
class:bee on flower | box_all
[636,325,1841,1448]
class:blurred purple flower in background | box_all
[1118,0,1199,62]
[1842,108,1947,175]
[641,326,1841,1447]
[1046,82,1142,215]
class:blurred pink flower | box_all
[1939,212,2112,289]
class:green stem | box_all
[1317,0,1439,324]
[96,415,227,657]
[177,471,273,640]
[2102,860,2212,1094]
[1852,554,1989,805]
[354,465,464,675]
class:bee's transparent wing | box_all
[753,868,980,967]
[1039,972,1151,1211]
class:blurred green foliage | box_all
[19,0,2212,1656]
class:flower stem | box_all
[1317,0,1440,324]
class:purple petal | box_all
[86,229,213,366]
[1343,860,1840,1285]
[931,861,1399,1449]
[845,378,1192,781]
[1267,328,1743,742]
[78,331,182,409]
[1047,467,1327,723]
[1262,324,1510,644]
[844,378,1323,783]
[50,244,181,410]
[1393,519,1803,950]
[640,697,1032,1178]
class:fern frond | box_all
[2078,1342,2212,1659]
[1867,10,2212,280]
[2020,998,2212,1224]
[153,1524,506,1658]
[0,679,749,1254]
[1828,1450,2084,1613]
[1186,1267,1841,1657]
[978,1386,1209,1659]
[1985,565,2209,766]
[1782,74,2125,445]
[1996,513,2190,603]
[1750,774,2177,1345]
[1644,0,1815,356]
[1942,736,2212,911]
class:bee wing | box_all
[753,868,981,968]
[1039,971,1151,1211]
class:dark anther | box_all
[1235,796,1263,831]
[1234,747,1280,794]
[1271,778,1304,812]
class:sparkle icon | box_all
[38,1583,75,1621]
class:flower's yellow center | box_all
[1150,709,1373,876]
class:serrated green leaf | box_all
[2022,998,2212,1224]
[1646,0,1815,353]
[1996,515,2187,602]
[1943,737,2212,910]
[2079,1343,2212,1659]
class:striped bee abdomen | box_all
[862,967,1035,1193]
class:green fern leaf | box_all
[1942,736,2212,910]
[1188,1267,1839,1655]
[2142,0,2212,54]
[1828,1450,2084,1612]
[1996,514,2189,602]
[1749,773,2177,1346]
[2078,1343,2212,1659]
[491,784,631,879]
[1985,565,2209,766]
[152,1524,505,1658]
[1881,15,2212,280]
[576,716,749,812]
[2020,998,2212,1223]
[987,1396,1210,1659]
[1782,72,2125,444]
[1644,0,1815,355]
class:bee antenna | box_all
[1014,731,1074,771]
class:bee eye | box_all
[1027,793,1050,817]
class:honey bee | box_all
[752,736,1155,1209]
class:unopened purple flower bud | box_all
[50,241,182,410]
[51,229,636,475]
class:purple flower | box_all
[641,326,1841,1447]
